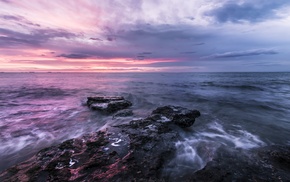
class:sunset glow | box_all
[1,0,290,72]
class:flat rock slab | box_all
[87,96,132,114]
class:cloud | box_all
[207,1,290,23]
[51,24,213,61]
[57,53,91,59]
[121,28,197,41]
[1,0,289,72]
[203,49,279,59]
[0,14,40,27]
[90,37,103,41]
[139,52,152,55]
[0,36,37,46]
[180,51,195,54]
[106,37,116,41]
[59,47,134,60]
[0,0,11,3]
[0,27,77,47]
[109,24,213,59]
[0,15,22,21]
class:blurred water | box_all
[0,72,290,172]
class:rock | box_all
[1,105,199,181]
[189,145,290,182]
[258,145,290,173]
[151,105,201,128]
[0,131,118,182]
[87,96,132,113]
[3,103,290,181]
[113,109,133,118]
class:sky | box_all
[0,0,290,72]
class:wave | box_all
[164,121,265,179]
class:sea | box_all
[0,72,290,173]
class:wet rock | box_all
[2,103,290,181]
[151,105,201,128]
[0,105,199,181]
[190,145,290,182]
[258,145,290,173]
[113,109,133,118]
[87,96,132,113]
[0,131,110,182]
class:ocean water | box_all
[0,72,290,173]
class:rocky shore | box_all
[0,96,289,181]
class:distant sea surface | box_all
[0,72,290,172]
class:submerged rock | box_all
[87,96,132,113]
[113,109,134,118]
[151,105,201,128]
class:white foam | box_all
[68,111,80,118]
[111,138,122,147]
[145,124,157,131]
[200,122,265,149]
[175,140,204,167]
[165,121,266,175]
[0,129,55,156]
[132,117,143,121]
[165,138,218,176]
[69,158,77,167]
[158,116,171,123]
[91,103,108,109]
[55,162,64,169]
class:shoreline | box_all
[1,98,289,181]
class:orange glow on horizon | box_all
[0,50,181,72]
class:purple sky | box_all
[0,0,290,72]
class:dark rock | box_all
[151,105,201,128]
[2,103,290,181]
[87,96,132,113]
[113,109,133,118]
[190,145,290,182]
[1,105,198,181]
[258,145,290,173]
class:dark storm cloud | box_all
[0,28,77,47]
[203,49,278,59]
[207,0,290,23]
